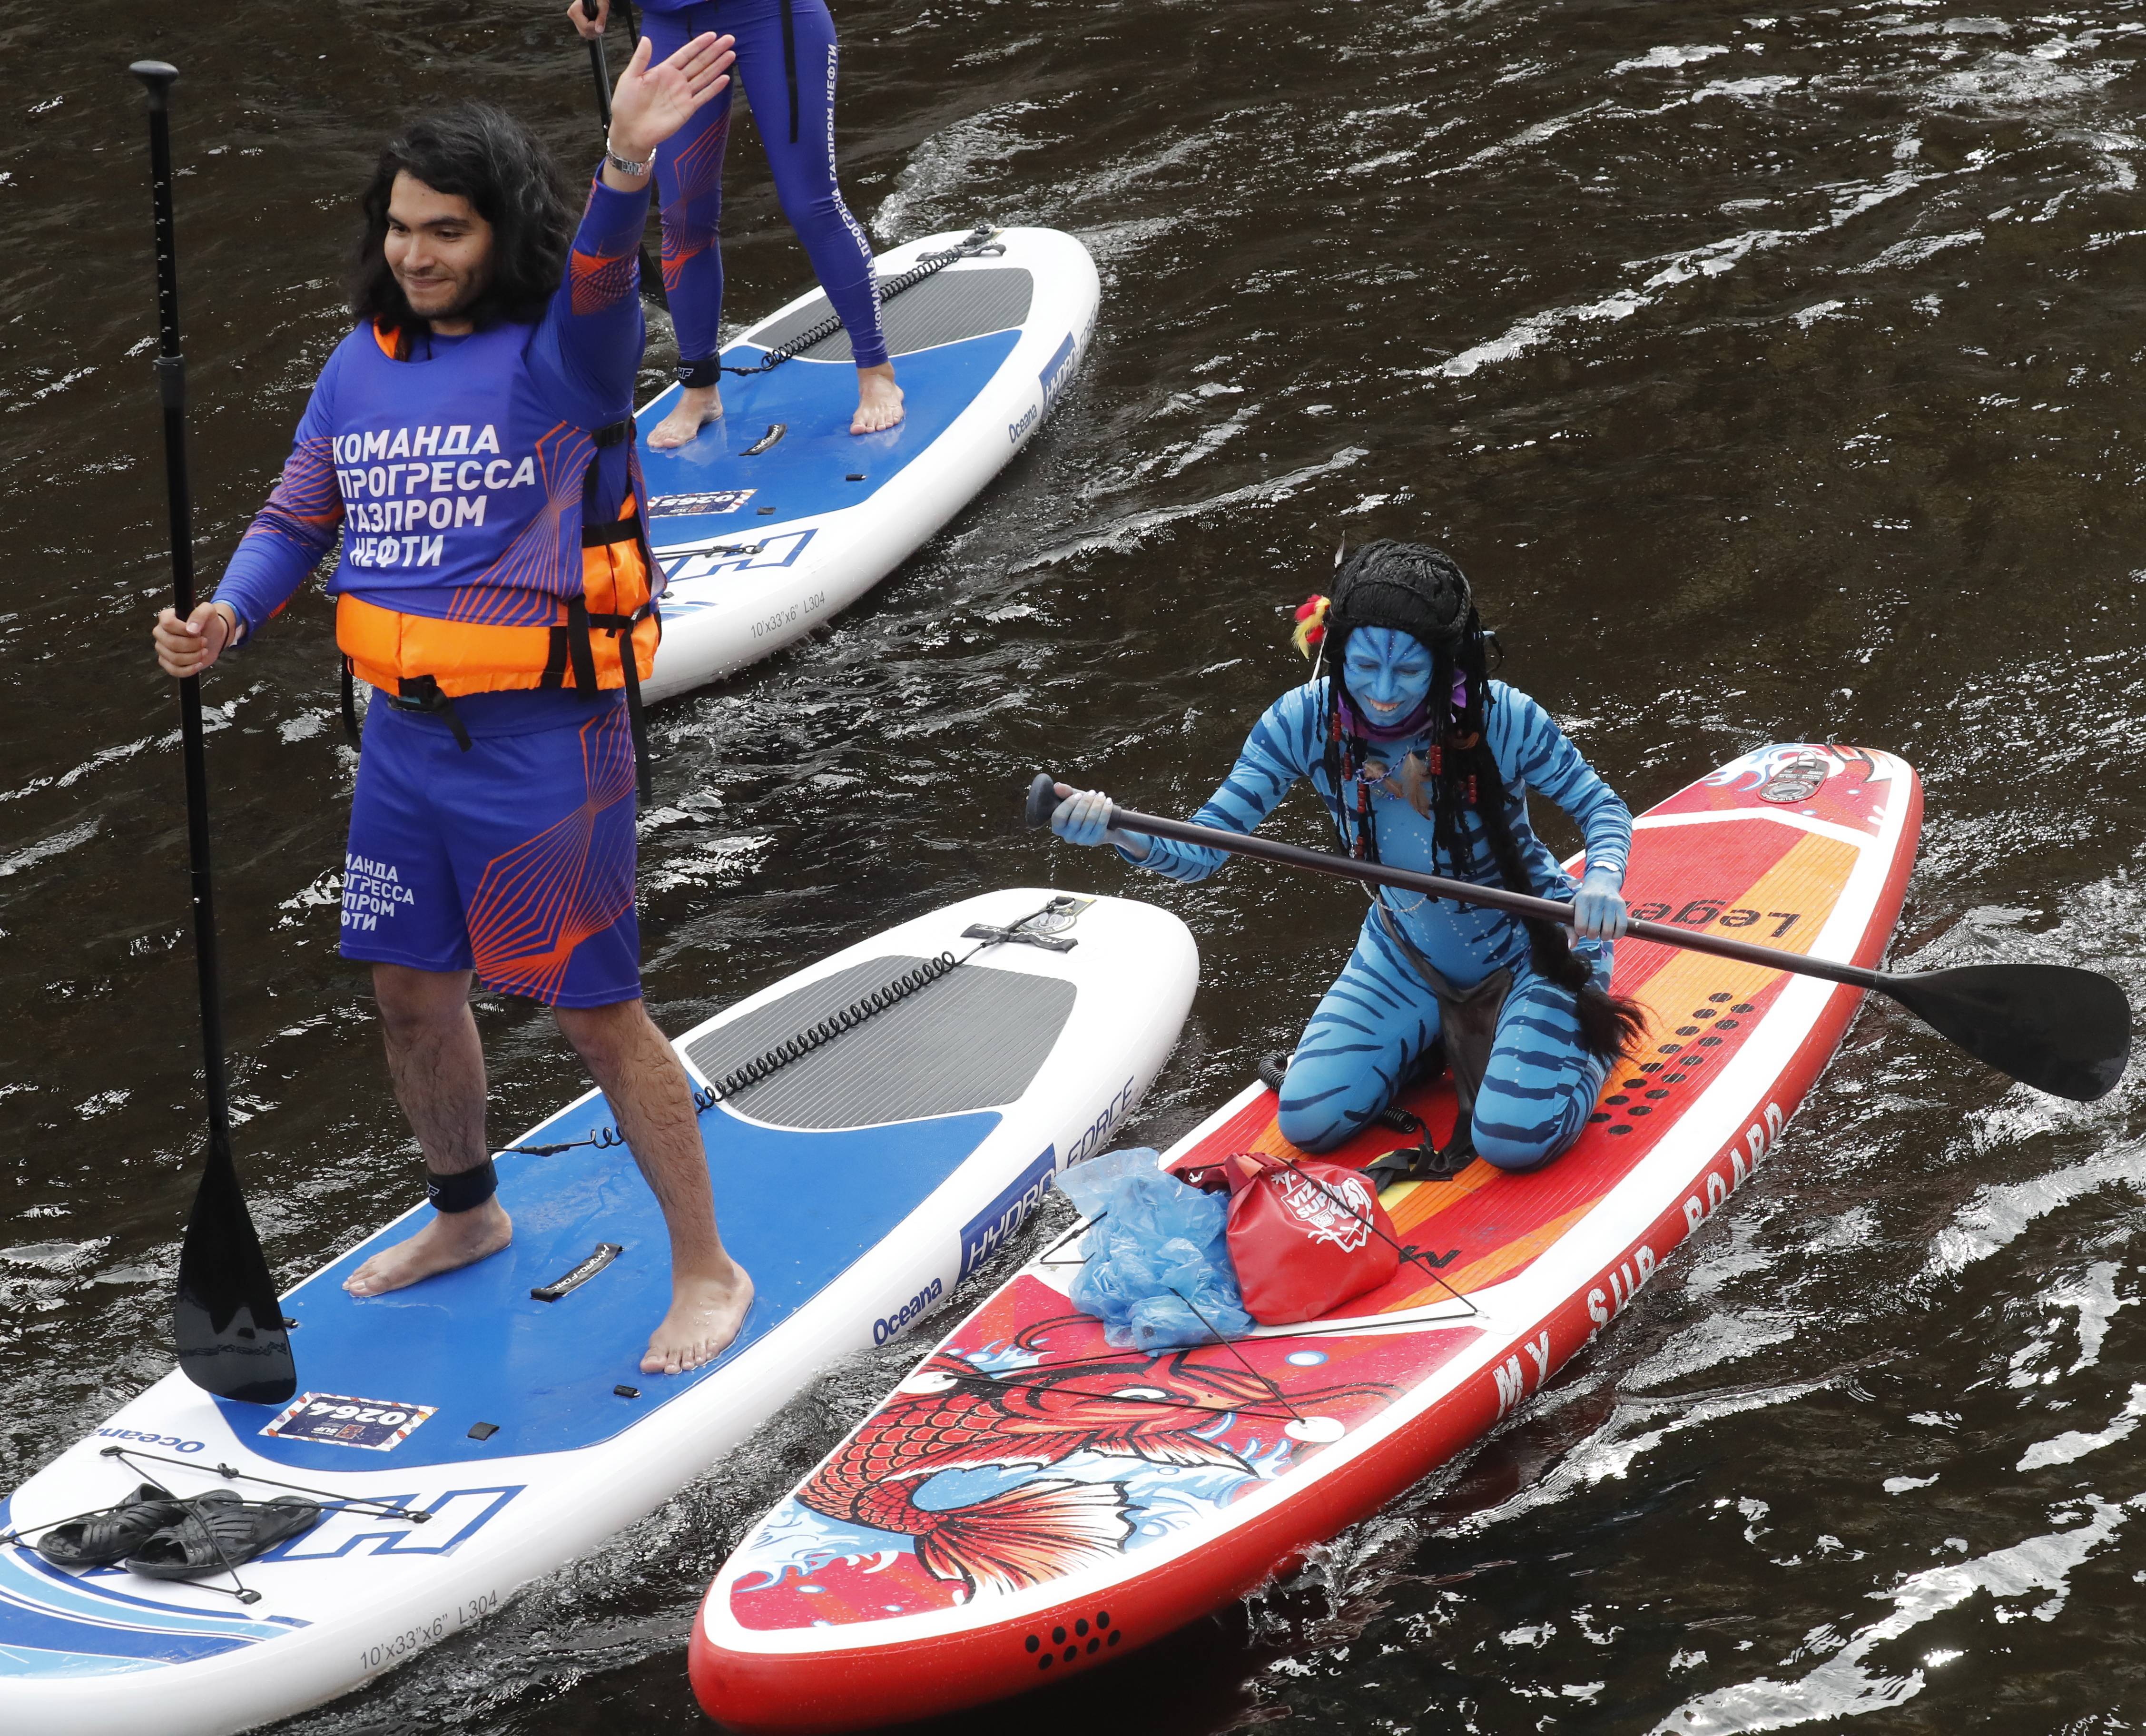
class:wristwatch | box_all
[605,138,651,178]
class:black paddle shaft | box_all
[133,61,296,1405]
[1025,774,2132,1102]
[583,0,613,129]
[580,0,670,310]
[1026,776,1891,987]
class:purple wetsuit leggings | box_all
[642,0,888,381]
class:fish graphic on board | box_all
[797,1318,1392,1599]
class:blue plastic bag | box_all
[1055,1148,1253,1348]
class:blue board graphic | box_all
[214,1099,999,1471]
[0,1537,299,1675]
[636,332,1020,542]
[958,1144,1056,1282]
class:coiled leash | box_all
[717,225,1007,379]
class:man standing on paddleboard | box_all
[148,35,754,1376]
[1053,541,1643,1174]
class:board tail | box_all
[915,1479,1132,1598]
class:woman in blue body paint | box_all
[1054,542,1643,1173]
[569,0,901,443]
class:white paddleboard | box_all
[638,226,1100,702]
[0,889,1194,1736]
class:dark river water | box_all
[6,0,2146,1729]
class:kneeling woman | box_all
[1053,541,1642,1171]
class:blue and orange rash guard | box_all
[1132,680,1633,988]
[211,173,656,700]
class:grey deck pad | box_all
[747,267,1036,365]
[683,955,1076,1131]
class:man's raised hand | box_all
[605,31,736,178]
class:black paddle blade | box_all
[174,1143,296,1406]
[1884,962,2133,1103]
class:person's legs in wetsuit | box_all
[646,1,734,449]
[748,0,899,432]
[1277,919,1445,1154]
[647,0,902,447]
[1470,941,1619,1172]
[1279,917,1616,1169]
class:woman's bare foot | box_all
[343,1199,512,1297]
[642,1259,753,1375]
[649,383,722,449]
[851,363,904,434]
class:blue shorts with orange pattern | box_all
[338,689,641,1007]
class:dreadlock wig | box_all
[1318,540,1643,1061]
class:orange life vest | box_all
[335,416,661,789]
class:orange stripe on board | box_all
[1238,1117,1309,1164]
[1417,1200,1597,1302]
[1162,833,1874,1320]
[1617,830,1860,1040]
[1373,830,1869,1309]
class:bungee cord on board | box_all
[502,896,1080,1159]
[716,225,1006,378]
[0,1444,434,1606]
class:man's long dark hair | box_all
[1318,540,1645,1062]
[351,102,573,338]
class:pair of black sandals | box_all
[30,1482,321,1580]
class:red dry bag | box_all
[1217,1150,1399,1325]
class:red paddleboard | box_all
[688,743,1922,1732]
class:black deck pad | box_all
[684,956,1075,1131]
[748,267,1036,365]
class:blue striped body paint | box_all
[1130,679,1632,1167]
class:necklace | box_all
[1354,757,1436,914]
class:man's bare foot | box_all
[642,1260,753,1375]
[851,364,904,435]
[649,383,722,450]
[343,1199,512,1297]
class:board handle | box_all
[1024,772,1065,831]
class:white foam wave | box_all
[1629,1309,1802,1389]
[1161,404,1260,479]
[1454,1378,1830,1533]
[1436,100,1619,181]
[0,819,98,878]
[1880,17,2011,38]
[2056,1261,2133,1373]
[1921,1137,2146,1281]
[1432,291,1646,379]
[1930,47,2122,112]
[1424,163,1939,383]
[872,102,1053,241]
[1014,448,1369,569]
[2018,1385,2146,1471]
[1613,45,1731,74]
[1695,75,1803,101]
[1655,1495,2138,1731]
[1792,300,1850,327]
[1073,216,1180,266]
[1850,229,1984,273]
